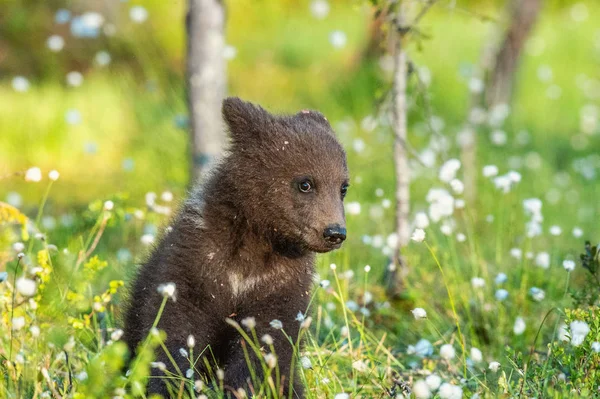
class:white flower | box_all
[563,259,576,271]
[187,335,196,348]
[386,233,398,248]
[514,317,526,335]
[300,356,312,369]
[591,342,600,352]
[194,380,204,392]
[468,77,484,93]
[450,179,464,194]
[310,0,330,19]
[241,317,256,329]
[269,319,283,329]
[438,382,462,399]
[179,348,188,358]
[111,329,124,341]
[160,191,174,202]
[439,158,461,182]
[414,212,430,229]
[47,35,65,52]
[440,344,455,360]
[130,6,149,23]
[13,242,25,253]
[364,265,371,273]
[407,338,433,357]
[261,334,273,345]
[495,289,509,301]
[549,225,562,236]
[329,30,347,49]
[319,279,330,288]
[48,170,60,181]
[301,316,312,329]
[186,368,194,378]
[495,273,507,285]
[482,165,499,177]
[510,248,522,260]
[529,287,545,302]
[535,252,550,269]
[66,71,83,87]
[12,317,26,331]
[95,51,111,66]
[411,308,427,320]
[329,263,337,270]
[103,200,114,211]
[264,353,277,368]
[570,321,590,347]
[470,347,483,363]
[157,282,176,299]
[12,76,30,92]
[489,361,501,372]
[345,201,361,215]
[456,233,466,242]
[572,227,583,238]
[30,325,41,338]
[471,277,485,288]
[507,170,521,183]
[411,229,426,242]
[413,380,431,398]
[334,394,349,399]
[25,167,42,182]
[425,374,441,390]
[151,362,167,371]
[16,278,37,297]
[440,222,454,236]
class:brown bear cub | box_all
[123,97,349,398]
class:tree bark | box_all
[387,5,411,299]
[186,0,227,185]
[486,0,542,107]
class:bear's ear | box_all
[222,97,271,140]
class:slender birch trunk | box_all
[387,4,411,299]
[186,0,227,185]
[486,0,542,107]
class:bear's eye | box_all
[341,184,349,198]
[298,180,313,193]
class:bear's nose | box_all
[323,225,346,244]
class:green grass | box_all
[1,0,600,398]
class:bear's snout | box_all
[323,224,347,245]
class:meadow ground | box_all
[1,1,600,398]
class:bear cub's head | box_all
[221,97,349,254]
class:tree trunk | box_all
[486,0,542,107]
[387,5,411,299]
[186,0,227,185]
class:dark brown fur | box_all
[123,98,349,398]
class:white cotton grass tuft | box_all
[411,308,427,320]
[16,278,37,297]
[241,317,256,329]
[513,316,526,335]
[439,344,455,360]
[157,282,176,299]
[563,259,576,271]
[12,76,30,92]
[269,319,283,329]
[48,170,60,181]
[130,6,149,23]
[187,335,195,348]
[570,321,590,346]
[25,167,42,182]
[413,380,431,398]
[425,374,442,390]
[329,30,347,49]
[411,228,426,242]
[438,382,462,399]
[489,361,501,372]
[345,201,361,215]
[470,347,483,363]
